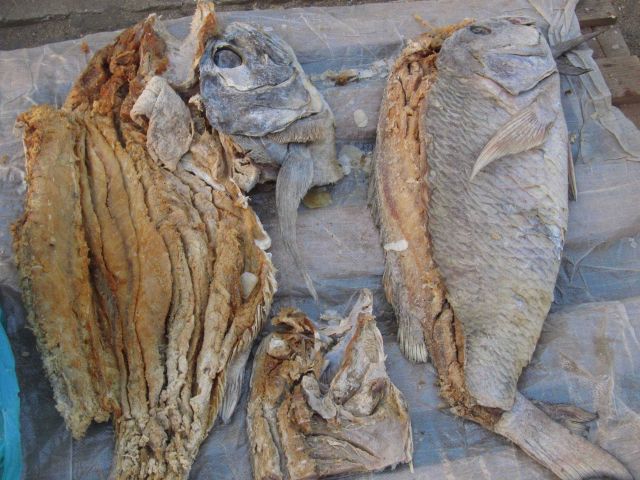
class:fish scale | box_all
[372,19,632,478]
[425,67,568,409]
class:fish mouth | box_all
[217,70,297,93]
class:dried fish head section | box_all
[247,289,413,480]
[200,22,344,300]
[13,4,276,479]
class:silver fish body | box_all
[371,18,632,478]
[424,18,568,410]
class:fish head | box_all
[200,23,341,301]
[437,17,557,95]
[202,22,294,92]
[199,22,322,136]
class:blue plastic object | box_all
[0,306,21,480]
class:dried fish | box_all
[13,4,276,479]
[247,290,413,479]
[370,19,631,480]
[199,22,344,300]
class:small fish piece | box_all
[131,76,194,171]
[370,18,632,479]
[199,22,344,300]
[247,289,413,480]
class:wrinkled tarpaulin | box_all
[0,0,639,478]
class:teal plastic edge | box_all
[0,306,22,480]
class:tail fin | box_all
[494,393,632,480]
[276,145,318,300]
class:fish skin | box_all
[424,18,568,410]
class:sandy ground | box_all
[612,0,640,56]
[0,0,637,52]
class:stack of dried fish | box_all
[13,4,275,478]
[247,289,413,480]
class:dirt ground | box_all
[612,0,640,56]
[0,0,638,53]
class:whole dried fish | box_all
[13,5,276,479]
[371,18,631,479]
[247,289,413,479]
[199,23,344,300]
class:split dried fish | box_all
[13,4,276,478]
[199,23,344,300]
[370,18,631,480]
[247,289,413,479]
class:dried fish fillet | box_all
[370,19,631,480]
[247,290,413,480]
[13,4,276,479]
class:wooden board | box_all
[619,104,640,129]
[576,0,618,27]
[595,26,631,57]
[582,26,605,59]
[596,56,640,105]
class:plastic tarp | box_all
[0,1,639,478]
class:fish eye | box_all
[470,25,492,35]
[213,47,242,69]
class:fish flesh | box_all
[13,4,276,478]
[246,289,413,479]
[370,18,632,479]
[199,23,344,300]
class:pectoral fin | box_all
[276,144,318,300]
[470,98,556,181]
[219,348,251,424]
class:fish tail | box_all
[276,145,318,301]
[494,392,632,480]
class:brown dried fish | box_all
[13,4,276,479]
[370,19,631,480]
[247,289,413,480]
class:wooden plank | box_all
[619,104,640,129]
[577,0,618,27]
[596,56,640,105]
[582,26,605,59]
[595,26,631,57]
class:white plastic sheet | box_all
[0,1,639,478]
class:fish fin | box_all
[219,348,251,424]
[534,401,596,437]
[470,98,555,181]
[396,311,429,364]
[494,393,632,480]
[556,57,592,76]
[568,143,578,201]
[276,145,318,301]
[551,31,602,59]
